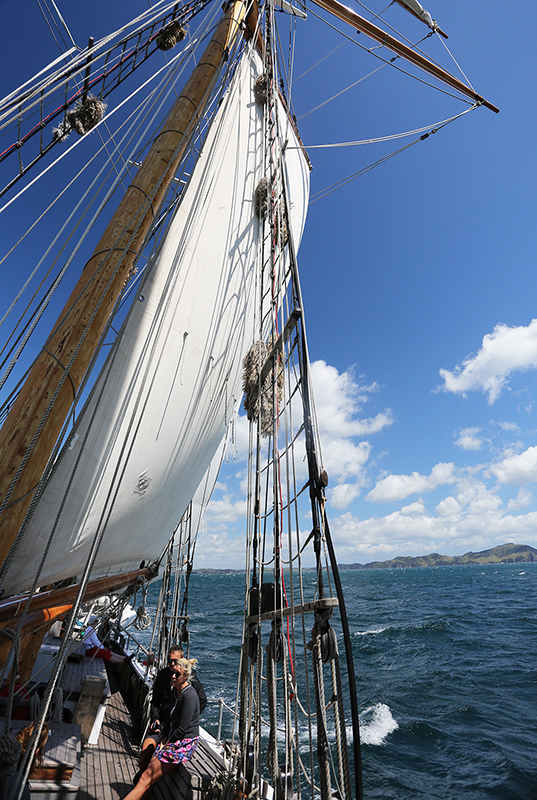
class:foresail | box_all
[2,48,310,596]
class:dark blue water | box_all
[138,563,537,799]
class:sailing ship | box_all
[0,1,496,798]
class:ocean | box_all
[136,562,537,799]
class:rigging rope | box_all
[309,104,477,204]
[300,107,476,148]
[297,4,474,123]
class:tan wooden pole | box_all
[0,1,248,573]
[0,605,73,684]
[310,0,499,113]
[0,567,153,622]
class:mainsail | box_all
[1,48,309,597]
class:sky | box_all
[1,0,536,568]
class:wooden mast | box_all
[310,0,499,114]
[0,1,249,575]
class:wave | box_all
[359,703,398,746]
[354,627,387,637]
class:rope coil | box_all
[53,94,107,140]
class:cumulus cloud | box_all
[436,496,462,517]
[507,487,533,510]
[195,529,246,567]
[310,361,393,438]
[230,360,391,489]
[330,482,363,509]
[321,438,371,482]
[327,506,537,565]
[488,445,537,486]
[455,427,484,451]
[307,360,393,493]
[454,479,502,514]
[438,319,537,404]
[366,462,456,503]
[206,496,247,523]
[400,501,426,516]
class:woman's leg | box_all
[123,756,174,800]
[137,737,157,775]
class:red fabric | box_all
[0,684,30,719]
[85,646,112,662]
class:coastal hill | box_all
[194,543,537,573]
[338,542,537,570]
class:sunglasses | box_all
[168,658,180,665]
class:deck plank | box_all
[78,672,226,800]
[78,686,139,800]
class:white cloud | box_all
[488,445,537,486]
[438,319,537,404]
[195,529,247,567]
[507,488,533,511]
[310,361,393,438]
[327,507,537,565]
[400,501,426,516]
[366,462,456,503]
[434,478,501,516]
[436,496,462,517]
[206,496,247,523]
[455,427,484,451]
[456,480,502,515]
[329,482,363,509]
[321,438,371,482]
[498,421,520,433]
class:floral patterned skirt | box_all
[155,736,199,765]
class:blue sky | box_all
[1,0,536,568]
[203,0,537,566]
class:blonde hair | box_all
[175,657,197,678]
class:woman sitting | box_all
[124,658,200,799]
[136,646,206,778]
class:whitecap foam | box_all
[355,627,387,637]
[518,571,526,575]
[359,703,398,746]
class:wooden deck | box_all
[78,685,139,800]
[78,675,229,800]
[7,653,228,800]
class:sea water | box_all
[136,562,537,799]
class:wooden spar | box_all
[0,0,249,573]
[0,605,73,682]
[0,569,153,678]
[0,567,154,623]
[309,0,499,114]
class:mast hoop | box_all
[41,347,77,405]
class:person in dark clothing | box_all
[124,659,200,800]
[136,646,206,776]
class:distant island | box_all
[338,542,537,570]
[193,543,537,573]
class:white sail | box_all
[394,0,434,30]
[2,49,310,596]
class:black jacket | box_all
[162,683,199,743]
[150,666,207,725]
